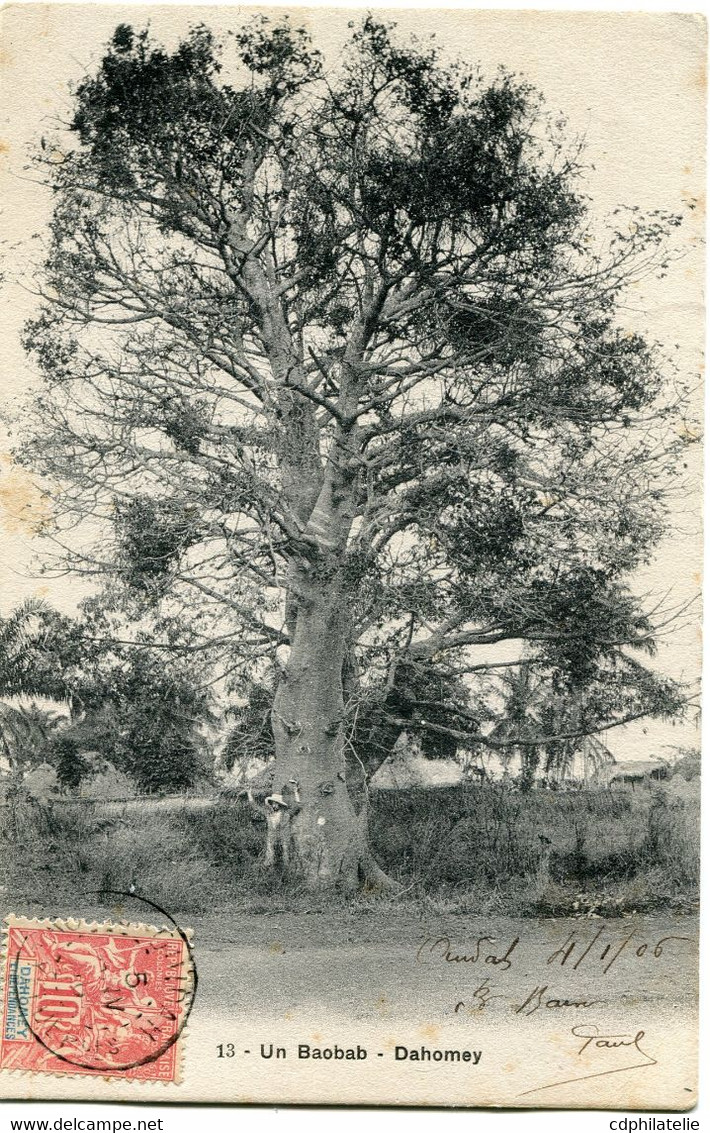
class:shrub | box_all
[0,782,699,915]
[80,764,136,799]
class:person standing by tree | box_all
[19,17,692,889]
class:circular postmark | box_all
[7,892,197,1078]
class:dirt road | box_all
[2,901,697,1107]
[192,908,697,1026]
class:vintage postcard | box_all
[0,3,703,1109]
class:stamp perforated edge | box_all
[0,913,195,1087]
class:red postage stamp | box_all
[0,916,194,1082]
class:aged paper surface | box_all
[0,3,704,1109]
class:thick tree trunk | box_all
[270,576,394,893]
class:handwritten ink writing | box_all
[571,1024,656,1065]
[514,985,599,1017]
[518,1024,658,1096]
[454,980,505,1014]
[546,928,693,973]
[418,935,520,971]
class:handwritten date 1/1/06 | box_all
[418,927,694,976]
[547,929,693,974]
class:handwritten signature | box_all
[519,1024,657,1096]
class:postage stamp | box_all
[0,916,194,1083]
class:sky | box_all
[0,2,705,762]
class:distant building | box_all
[601,759,669,788]
[370,733,464,790]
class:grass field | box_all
[0,774,698,918]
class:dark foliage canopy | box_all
[18,17,693,768]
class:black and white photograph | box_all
[0,3,704,1110]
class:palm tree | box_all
[0,700,63,780]
[486,667,614,787]
[486,666,542,786]
[0,597,53,675]
[0,596,77,706]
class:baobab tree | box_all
[20,18,691,889]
